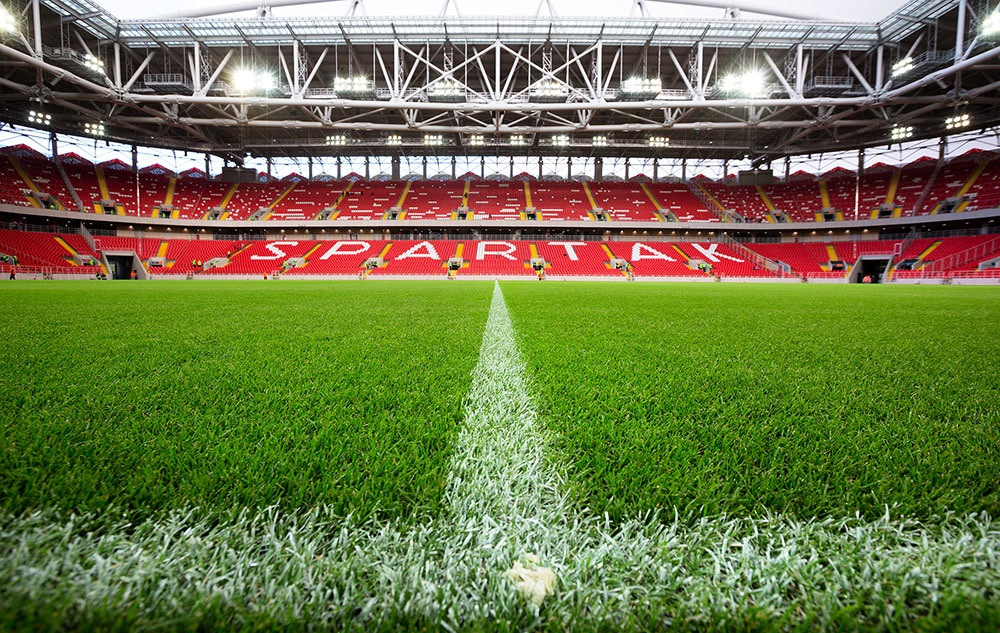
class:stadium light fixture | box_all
[983,9,1000,37]
[232,67,276,95]
[891,57,914,78]
[719,70,767,98]
[83,121,105,137]
[945,113,970,130]
[427,77,464,102]
[620,76,661,100]
[386,134,403,146]
[467,134,485,146]
[890,124,913,141]
[529,79,569,103]
[423,134,444,146]
[84,53,104,76]
[592,135,607,147]
[27,110,51,126]
[648,136,670,148]
[551,134,570,147]
[509,134,528,146]
[326,134,349,146]
[0,5,18,34]
[333,75,372,98]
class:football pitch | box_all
[1,280,998,631]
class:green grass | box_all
[2,279,999,631]
[0,280,494,520]
[502,282,1000,521]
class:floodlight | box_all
[232,67,276,95]
[620,76,661,100]
[423,134,444,146]
[27,110,51,126]
[427,77,464,102]
[326,134,349,146]
[983,9,1000,37]
[84,53,104,76]
[889,125,913,141]
[386,134,402,145]
[0,5,17,34]
[648,136,669,148]
[84,121,105,136]
[551,134,570,147]
[592,135,607,147]
[891,57,914,78]
[945,114,970,130]
[509,134,527,146]
[334,75,373,97]
[468,134,485,146]
[719,70,767,97]
[529,80,569,103]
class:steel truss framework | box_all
[1,0,999,165]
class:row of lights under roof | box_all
[890,112,971,141]
[340,117,971,146]
[28,110,106,137]
[325,133,672,147]
[362,134,670,147]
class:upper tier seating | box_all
[762,180,825,222]
[403,181,465,220]
[268,181,347,221]
[466,181,525,220]
[529,182,592,220]
[0,156,32,207]
[588,183,660,221]
[170,177,232,219]
[919,159,978,214]
[963,160,1000,212]
[17,154,76,211]
[222,182,290,220]
[335,181,406,220]
[893,161,935,217]
[62,160,104,212]
[648,183,719,222]
[100,162,139,215]
[700,182,771,222]
[824,170,894,219]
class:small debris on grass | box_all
[505,553,557,606]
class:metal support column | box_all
[855,148,864,220]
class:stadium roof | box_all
[0,0,998,165]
